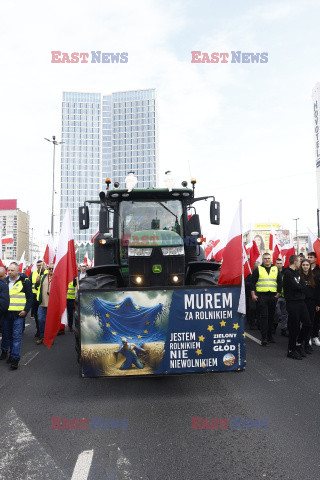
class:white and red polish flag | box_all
[43,234,55,265]
[44,206,78,348]
[272,244,282,265]
[217,200,246,313]
[214,240,225,262]
[204,238,219,259]
[25,263,37,278]
[209,238,225,262]
[1,235,13,244]
[243,243,252,279]
[218,200,243,286]
[18,251,26,272]
[269,226,282,264]
[308,228,320,265]
[204,238,224,261]
[83,251,92,267]
[237,242,251,314]
[245,240,260,269]
[281,234,295,268]
[269,225,277,251]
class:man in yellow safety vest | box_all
[251,252,282,346]
[0,262,32,369]
[66,278,77,332]
[29,260,47,338]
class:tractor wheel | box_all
[190,270,219,286]
[74,274,117,363]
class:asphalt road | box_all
[0,316,320,480]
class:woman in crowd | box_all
[298,259,320,355]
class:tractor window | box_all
[119,200,184,237]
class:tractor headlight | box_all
[161,246,184,256]
[128,247,153,257]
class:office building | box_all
[0,199,30,263]
[61,89,158,246]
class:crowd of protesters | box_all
[246,252,320,359]
[1,248,319,366]
[0,261,87,370]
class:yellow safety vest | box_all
[67,281,76,300]
[256,266,278,293]
[31,269,48,294]
[9,280,26,311]
[31,270,40,294]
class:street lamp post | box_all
[293,217,300,254]
[45,136,64,240]
[30,227,33,264]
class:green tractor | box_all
[75,176,222,371]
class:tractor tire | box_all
[190,269,219,287]
[74,274,117,363]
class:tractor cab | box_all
[79,178,220,287]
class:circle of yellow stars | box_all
[103,303,157,340]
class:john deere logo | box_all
[152,265,162,273]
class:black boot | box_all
[296,345,306,357]
[0,351,8,360]
[10,359,19,370]
[304,344,313,354]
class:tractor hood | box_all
[127,230,184,248]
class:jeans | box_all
[0,314,4,334]
[38,306,47,338]
[274,297,288,330]
[32,293,40,335]
[257,292,277,341]
[1,312,24,360]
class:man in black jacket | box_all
[283,254,311,360]
[0,267,9,334]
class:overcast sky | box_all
[1,0,320,246]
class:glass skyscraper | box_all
[60,89,158,246]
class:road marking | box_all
[71,450,94,480]
[245,331,261,345]
[25,323,30,326]
[245,332,283,382]
[0,408,68,479]
[252,362,282,382]
[116,446,133,479]
[20,351,39,365]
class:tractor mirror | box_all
[210,201,220,225]
[79,205,89,230]
[186,214,201,237]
